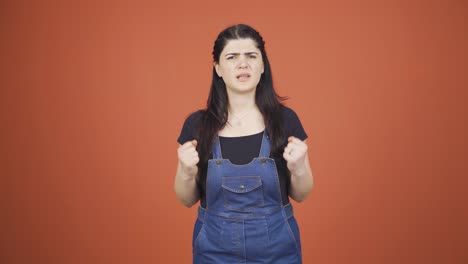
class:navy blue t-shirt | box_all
[177,105,308,207]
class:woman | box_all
[175,24,313,263]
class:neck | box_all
[226,89,257,114]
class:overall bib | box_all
[193,132,302,264]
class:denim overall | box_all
[193,132,302,263]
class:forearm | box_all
[174,162,200,207]
[289,157,313,202]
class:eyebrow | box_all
[225,52,259,57]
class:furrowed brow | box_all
[225,52,259,57]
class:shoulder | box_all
[280,105,303,127]
[280,105,300,119]
[280,105,308,141]
[183,109,204,126]
[177,109,205,144]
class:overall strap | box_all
[258,131,271,158]
[212,136,223,159]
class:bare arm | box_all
[174,141,200,207]
[284,138,314,202]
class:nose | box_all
[237,56,249,69]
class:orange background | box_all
[2,0,467,263]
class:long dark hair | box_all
[196,24,288,183]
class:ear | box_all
[214,62,221,77]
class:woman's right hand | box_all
[177,140,199,178]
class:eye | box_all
[227,56,236,60]
[249,55,257,59]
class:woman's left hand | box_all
[283,136,308,175]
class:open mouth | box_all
[236,73,251,81]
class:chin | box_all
[231,85,257,94]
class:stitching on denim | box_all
[283,211,300,255]
[223,184,265,212]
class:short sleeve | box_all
[283,106,308,141]
[177,110,203,145]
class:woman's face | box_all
[214,38,264,94]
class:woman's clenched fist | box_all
[177,140,200,178]
[283,136,308,174]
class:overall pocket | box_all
[222,176,264,212]
[192,218,205,254]
[285,216,302,255]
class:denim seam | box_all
[283,211,300,255]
